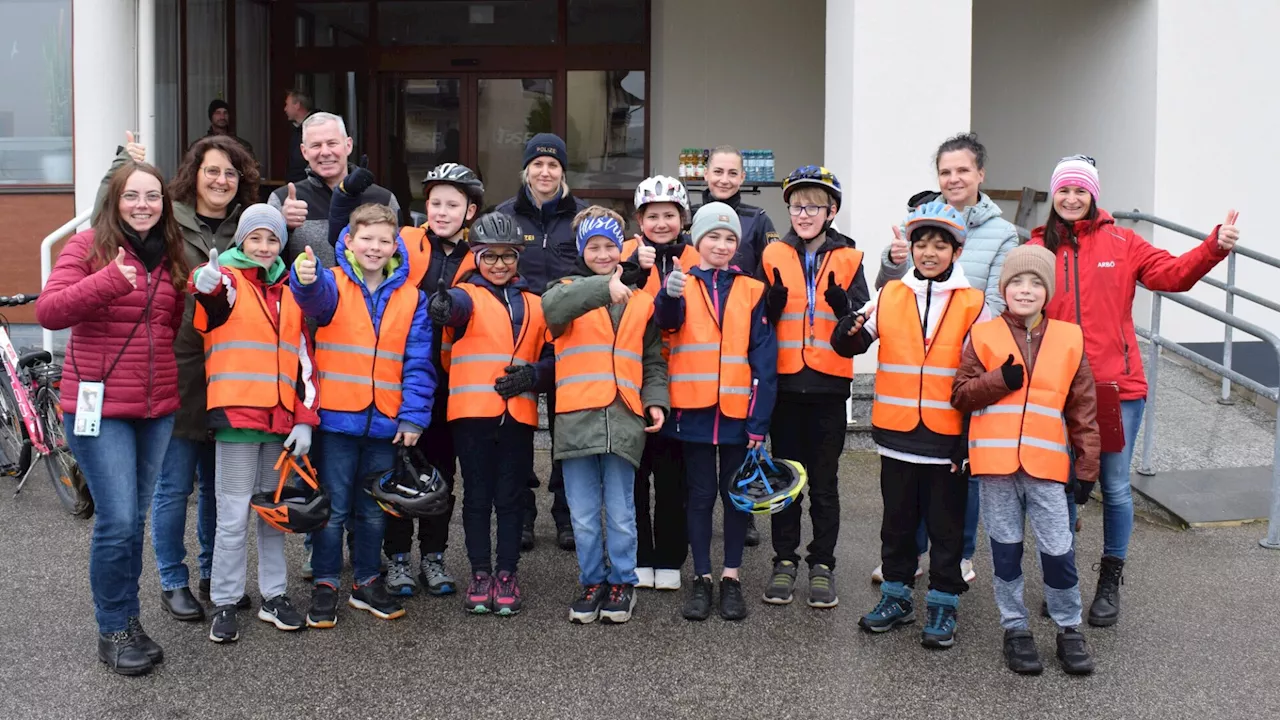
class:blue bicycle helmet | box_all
[728,448,808,516]
[904,201,967,247]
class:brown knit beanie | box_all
[999,244,1057,300]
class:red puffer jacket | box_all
[36,229,185,419]
[1029,209,1229,400]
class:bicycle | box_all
[0,293,93,518]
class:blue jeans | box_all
[313,432,395,588]
[912,474,979,559]
[562,453,639,586]
[150,437,216,591]
[65,414,175,633]
[1098,398,1145,559]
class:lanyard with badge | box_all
[71,269,159,437]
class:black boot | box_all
[743,516,760,547]
[97,631,153,676]
[556,525,576,551]
[126,617,164,664]
[160,587,205,621]
[1087,556,1124,627]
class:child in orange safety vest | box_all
[951,244,1100,676]
[191,204,320,643]
[842,201,990,648]
[541,206,670,624]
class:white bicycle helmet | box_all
[634,175,690,222]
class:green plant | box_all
[43,8,71,137]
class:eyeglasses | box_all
[788,204,828,217]
[201,166,240,181]
[480,252,519,266]
[121,191,163,204]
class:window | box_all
[568,0,645,44]
[295,72,366,155]
[0,0,73,185]
[566,70,644,190]
[378,1,557,46]
[296,2,370,48]
[186,0,228,147]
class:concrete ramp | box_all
[1130,466,1274,527]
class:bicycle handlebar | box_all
[0,294,39,307]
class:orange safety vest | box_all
[621,237,699,298]
[400,226,477,290]
[968,318,1083,483]
[667,273,764,419]
[446,282,546,426]
[196,266,304,411]
[553,286,654,415]
[761,242,864,378]
[314,272,419,418]
[871,281,984,435]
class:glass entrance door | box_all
[382,77,463,219]
[474,77,554,207]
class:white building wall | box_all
[73,0,139,219]
[651,0,826,224]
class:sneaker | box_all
[719,577,747,621]
[419,553,457,596]
[682,576,714,621]
[762,560,797,605]
[126,616,164,663]
[859,582,915,632]
[521,521,535,551]
[208,605,239,643]
[1056,627,1096,675]
[569,583,610,624]
[961,557,977,583]
[807,564,839,609]
[301,547,313,580]
[306,583,339,629]
[97,631,153,676]
[635,567,655,589]
[349,581,406,621]
[871,554,926,584]
[1003,629,1044,675]
[465,572,495,614]
[743,516,760,547]
[921,590,959,649]
[258,595,304,631]
[385,554,418,597]
[600,584,637,624]
[494,571,522,615]
[556,525,576,551]
[654,568,682,591]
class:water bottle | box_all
[765,150,775,182]
[747,150,758,183]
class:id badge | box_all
[74,381,104,437]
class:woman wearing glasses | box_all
[95,134,261,623]
[38,161,190,676]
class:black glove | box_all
[951,442,969,476]
[494,364,537,399]
[823,271,851,319]
[765,268,788,325]
[619,260,648,288]
[1074,479,1095,506]
[428,292,452,326]
[339,155,374,197]
[1000,354,1025,391]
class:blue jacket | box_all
[438,274,556,396]
[290,229,436,439]
[496,186,590,296]
[654,265,778,445]
[692,190,779,278]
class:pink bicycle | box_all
[0,293,92,518]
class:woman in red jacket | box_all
[36,161,188,677]
[1029,155,1239,628]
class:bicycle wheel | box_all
[36,385,93,519]
[0,369,31,479]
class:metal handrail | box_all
[39,208,92,353]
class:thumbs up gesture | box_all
[823,270,851,319]
[609,265,633,305]
[193,248,223,294]
[1217,209,1240,252]
[889,225,909,265]
[339,155,375,198]
[635,242,656,270]
[283,183,308,229]
[295,245,318,286]
[665,267,686,298]
[124,131,147,163]
[114,247,137,289]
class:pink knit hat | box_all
[1050,155,1100,201]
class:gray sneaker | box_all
[808,564,839,608]
[762,560,798,605]
[385,554,418,597]
[419,553,457,596]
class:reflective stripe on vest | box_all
[968,318,1083,483]
[667,273,764,419]
[762,243,863,378]
[870,282,984,435]
[553,286,654,415]
[314,272,418,417]
[622,237,699,299]
[446,283,546,426]
[197,266,304,411]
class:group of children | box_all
[188,145,1103,677]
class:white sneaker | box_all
[635,567,655,589]
[653,569,681,590]
[960,557,976,583]
[871,555,927,584]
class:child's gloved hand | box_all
[494,364,536,399]
[283,424,313,457]
[823,271,851,319]
[1000,354,1025,391]
[193,248,223,294]
[665,268,686,298]
[428,291,453,325]
[765,268,788,324]
[1074,479,1095,506]
[338,154,374,197]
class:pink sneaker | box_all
[464,571,494,614]
[494,571,522,616]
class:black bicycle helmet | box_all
[781,165,843,210]
[363,447,450,518]
[470,211,525,247]
[251,452,331,534]
[423,162,485,205]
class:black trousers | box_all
[768,394,847,570]
[383,398,456,558]
[879,456,969,595]
[634,433,687,570]
[454,417,533,574]
[523,390,570,529]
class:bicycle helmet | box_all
[905,201,967,247]
[423,162,485,205]
[362,447,451,518]
[470,211,526,248]
[781,165,842,209]
[251,452,331,534]
[727,448,808,516]
[634,175,690,221]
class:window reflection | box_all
[566,70,645,190]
